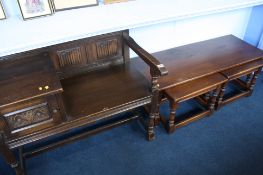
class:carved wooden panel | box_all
[96,39,118,59]
[4,103,52,132]
[57,47,86,68]
[48,31,129,79]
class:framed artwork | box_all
[0,0,6,20]
[17,0,53,20]
[52,0,98,12]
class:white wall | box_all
[244,5,263,46]
[130,8,252,57]
[0,0,262,58]
[259,34,263,49]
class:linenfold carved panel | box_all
[49,31,127,79]
[96,39,118,59]
[57,47,85,68]
[5,103,51,132]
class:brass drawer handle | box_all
[38,86,50,91]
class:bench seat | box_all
[61,59,152,119]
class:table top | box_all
[134,35,263,90]
[221,59,263,79]
[164,73,227,102]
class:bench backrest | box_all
[0,30,130,79]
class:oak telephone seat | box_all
[0,30,168,175]
[1,32,263,175]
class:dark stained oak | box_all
[161,73,227,133]
[216,58,263,109]
[164,73,227,102]
[0,54,63,109]
[134,35,263,90]
[1,31,263,175]
[221,58,263,79]
[123,35,168,77]
[61,59,151,118]
[0,54,65,175]
[0,31,168,175]
[123,35,168,140]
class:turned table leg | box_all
[209,86,221,114]
[167,101,178,134]
[147,74,160,141]
[204,92,211,101]
[147,113,155,141]
[245,73,254,87]
[216,82,227,110]
[0,134,24,175]
[19,147,27,175]
[247,68,261,95]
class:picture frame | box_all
[52,0,98,12]
[0,0,6,20]
[17,0,53,20]
[104,0,130,4]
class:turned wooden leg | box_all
[167,101,178,134]
[209,87,221,114]
[147,82,158,141]
[147,71,162,141]
[204,92,210,101]
[147,113,155,141]
[0,134,24,175]
[19,147,27,175]
[247,68,261,96]
[154,112,160,126]
[147,92,158,141]
[154,92,163,126]
[216,82,227,110]
[245,73,254,87]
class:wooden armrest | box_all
[123,35,168,77]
